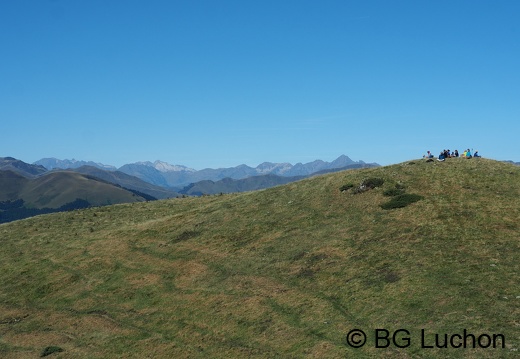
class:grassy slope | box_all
[0,171,28,200]
[68,166,180,199]
[0,158,518,358]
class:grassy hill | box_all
[0,157,47,178]
[19,171,148,208]
[0,158,518,358]
[67,166,180,200]
[0,170,151,224]
[1,171,148,209]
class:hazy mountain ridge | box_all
[33,155,379,188]
[4,155,379,212]
[134,160,196,173]
[117,154,379,187]
[179,163,377,196]
[255,162,293,175]
[117,163,171,188]
[35,158,117,171]
[504,160,520,166]
[179,174,306,196]
[1,157,47,177]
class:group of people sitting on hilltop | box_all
[423,149,480,161]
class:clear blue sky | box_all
[1,0,519,169]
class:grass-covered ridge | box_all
[0,158,519,358]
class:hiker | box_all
[474,151,480,158]
[454,150,459,157]
[438,151,445,161]
[424,151,433,159]
[465,149,472,159]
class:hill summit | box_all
[0,158,518,357]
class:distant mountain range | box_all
[35,158,117,171]
[178,163,376,196]
[64,166,179,200]
[0,157,157,223]
[2,153,518,224]
[180,174,306,196]
[504,160,520,166]
[0,170,147,209]
[0,155,380,223]
[1,157,47,177]
[35,155,379,188]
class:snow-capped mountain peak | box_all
[255,162,293,175]
[33,158,117,171]
[153,160,195,173]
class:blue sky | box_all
[1,0,519,169]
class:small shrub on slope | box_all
[351,177,385,194]
[362,177,384,189]
[381,193,424,210]
[339,183,354,192]
[40,346,64,357]
[383,188,405,196]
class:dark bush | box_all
[383,188,405,196]
[339,183,354,192]
[40,346,64,357]
[362,177,384,189]
[395,182,406,190]
[351,177,385,194]
[381,193,424,210]
[174,230,200,242]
